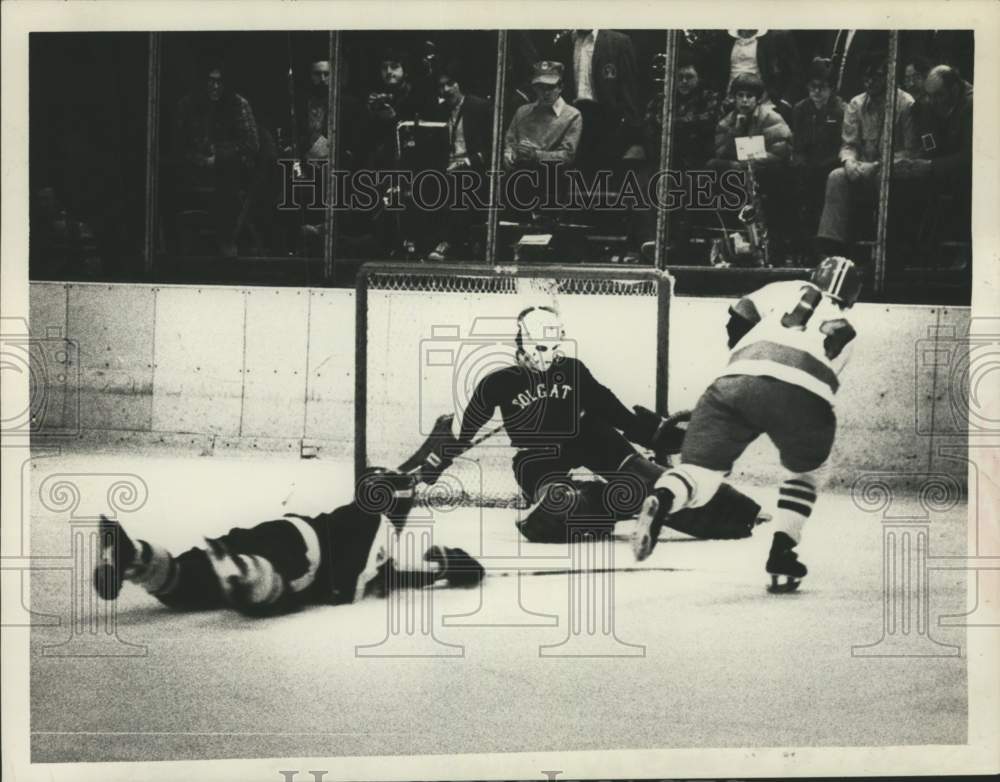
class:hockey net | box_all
[356,263,671,507]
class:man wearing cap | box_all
[503,61,583,169]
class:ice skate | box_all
[631,489,670,562]
[766,531,807,593]
[93,515,138,600]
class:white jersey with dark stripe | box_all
[721,280,856,405]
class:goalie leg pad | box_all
[664,482,763,540]
[517,480,576,543]
[517,480,616,543]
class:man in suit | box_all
[427,59,493,261]
[552,29,643,173]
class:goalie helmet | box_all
[515,306,565,372]
[810,256,862,308]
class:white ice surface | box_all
[25,449,968,762]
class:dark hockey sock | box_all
[152,548,227,611]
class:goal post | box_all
[355,263,673,505]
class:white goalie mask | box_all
[516,306,565,372]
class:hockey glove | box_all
[629,405,691,461]
[423,545,485,587]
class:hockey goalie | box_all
[398,305,765,544]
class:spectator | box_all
[895,65,972,187]
[722,29,802,121]
[551,29,643,171]
[791,58,845,247]
[639,53,722,263]
[364,48,432,168]
[821,30,889,100]
[901,55,936,150]
[293,57,366,255]
[172,59,259,258]
[708,73,792,170]
[707,72,794,261]
[30,186,102,277]
[503,61,582,168]
[793,58,845,169]
[901,30,974,88]
[427,59,493,261]
[644,54,721,170]
[293,56,367,167]
[902,55,933,101]
[438,60,492,173]
[300,58,332,161]
[815,51,918,255]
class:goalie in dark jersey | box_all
[400,306,764,543]
[92,468,484,617]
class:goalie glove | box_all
[628,405,691,462]
[423,545,485,588]
[396,413,466,485]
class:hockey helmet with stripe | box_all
[810,256,862,307]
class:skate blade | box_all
[766,574,801,594]
[631,495,659,562]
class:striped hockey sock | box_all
[775,478,818,545]
[130,540,178,595]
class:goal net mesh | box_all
[358,265,668,507]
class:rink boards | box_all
[26,280,971,487]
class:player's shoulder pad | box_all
[730,295,761,324]
[742,279,811,317]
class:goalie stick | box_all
[396,416,505,478]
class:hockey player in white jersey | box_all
[631,256,862,592]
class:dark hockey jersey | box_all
[458,357,639,448]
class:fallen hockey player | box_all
[632,256,862,592]
[399,305,765,544]
[92,468,484,617]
